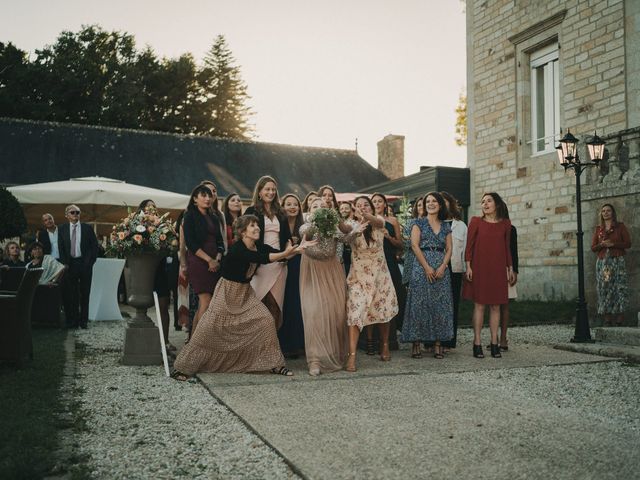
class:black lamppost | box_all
[556,130,606,343]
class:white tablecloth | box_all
[89,258,125,321]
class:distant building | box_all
[467,0,639,319]
[0,117,388,198]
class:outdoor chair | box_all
[0,268,43,366]
[0,266,26,293]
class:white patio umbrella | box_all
[8,176,190,236]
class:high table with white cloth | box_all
[89,258,125,321]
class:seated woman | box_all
[1,241,26,268]
[172,215,314,380]
[25,241,66,285]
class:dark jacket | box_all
[58,222,99,268]
[36,228,54,255]
[220,241,278,284]
[244,206,291,252]
[510,225,519,274]
[183,209,225,256]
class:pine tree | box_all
[199,35,253,140]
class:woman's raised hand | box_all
[296,237,318,252]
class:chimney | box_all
[377,134,405,180]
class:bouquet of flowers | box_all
[106,207,179,258]
[310,207,341,238]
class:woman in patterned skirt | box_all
[401,192,453,359]
[591,204,632,326]
[172,215,312,380]
[345,196,399,372]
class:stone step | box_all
[554,342,640,363]
[594,327,640,347]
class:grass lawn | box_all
[0,328,68,479]
[458,299,576,326]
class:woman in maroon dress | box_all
[462,192,513,359]
[183,184,225,334]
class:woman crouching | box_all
[172,215,312,380]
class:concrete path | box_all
[180,340,638,480]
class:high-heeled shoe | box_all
[380,342,391,362]
[345,352,357,372]
[366,338,376,355]
[473,344,484,358]
[490,343,502,358]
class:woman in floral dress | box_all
[401,192,453,359]
[345,196,399,372]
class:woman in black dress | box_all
[183,184,225,334]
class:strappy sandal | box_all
[380,342,391,362]
[490,344,502,358]
[411,343,422,359]
[170,370,190,382]
[366,339,376,355]
[473,344,484,359]
[434,345,444,360]
[270,366,294,376]
[345,352,357,372]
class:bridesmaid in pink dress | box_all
[245,176,292,328]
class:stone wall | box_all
[377,134,405,180]
[467,0,639,321]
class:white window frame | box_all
[530,43,560,155]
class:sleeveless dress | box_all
[278,252,305,356]
[250,216,288,323]
[186,215,221,294]
[401,218,453,342]
[346,221,399,330]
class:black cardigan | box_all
[220,241,278,283]
[244,206,291,252]
[183,209,225,256]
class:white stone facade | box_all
[466,0,639,320]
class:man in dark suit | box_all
[36,213,61,261]
[58,204,99,329]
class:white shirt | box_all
[69,222,82,258]
[48,227,60,260]
[450,219,468,273]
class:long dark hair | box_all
[423,192,449,221]
[223,193,243,226]
[137,199,155,213]
[317,185,339,210]
[187,184,213,215]
[371,192,388,217]
[481,192,508,220]
[354,195,375,246]
[599,203,618,225]
[199,180,222,220]
[281,193,304,238]
[411,196,424,218]
[301,191,317,213]
[440,191,461,221]
[251,175,284,219]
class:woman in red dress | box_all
[223,193,243,247]
[462,192,513,359]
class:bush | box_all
[0,187,27,240]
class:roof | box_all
[0,117,389,198]
[358,166,470,206]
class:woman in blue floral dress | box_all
[401,192,453,359]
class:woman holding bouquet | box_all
[299,197,358,376]
[172,215,313,379]
[345,196,399,372]
[245,176,292,328]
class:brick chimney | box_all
[377,134,405,180]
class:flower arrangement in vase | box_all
[106,206,178,258]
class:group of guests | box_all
[168,175,528,381]
[0,207,99,329]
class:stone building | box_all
[466,0,639,321]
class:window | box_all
[530,43,559,154]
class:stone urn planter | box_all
[121,252,163,365]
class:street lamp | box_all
[556,130,606,343]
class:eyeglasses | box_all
[68,210,80,215]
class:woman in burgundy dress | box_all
[462,192,513,359]
[183,184,225,334]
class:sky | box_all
[1,0,467,175]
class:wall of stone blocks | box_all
[467,0,639,320]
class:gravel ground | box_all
[68,322,299,480]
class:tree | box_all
[199,35,253,140]
[454,90,467,146]
[0,187,27,240]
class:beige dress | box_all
[174,263,285,375]
[346,222,399,330]
[299,224,348,373]
[251,216,287,324]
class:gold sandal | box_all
[345,352,357,372]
